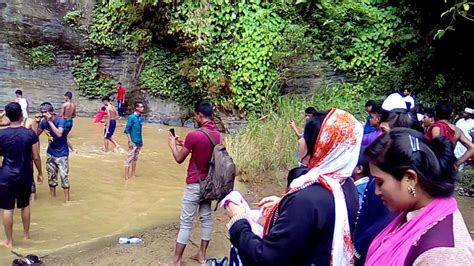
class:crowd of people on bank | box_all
[0,85,473,265]
[221,90,473,266]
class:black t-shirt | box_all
[0,127,38,187]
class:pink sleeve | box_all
[184,131,196,150]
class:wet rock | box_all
[281,59,349,96]
[126,89,194,127]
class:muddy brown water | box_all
[0,117,196,263]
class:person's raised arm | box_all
[289,121,302,139]
[168,132,190,164]
[45,113,64,137]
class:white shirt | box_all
[403,95,415,110]
[18,97,28,119]
[454,118,474,159]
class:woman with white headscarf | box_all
[224,108,362,266]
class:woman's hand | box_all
[258,196,281,216]
[226,202,246,218]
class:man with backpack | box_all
[166,100,222,266]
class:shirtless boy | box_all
[62,92,77,152]
[102,96,120,152]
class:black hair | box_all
[303,111,329,160]
[39,102,54,113]
[287,166,308,188]
[64,91,73,99]
[365,128,457,198]
[414,103,424,114]
[305,106,317,115]
[101,106,106,111]
[369,104,382,115]
[194,100,213,118]
[118,82,122,85]
[15,89,22,96]
[434,100,453,121]
[134,101,144,108]
[357,148,370,177]
[424,108,435,118]
[381,108,424,133]
[365,100,377,108]
[5,102,22,122]
[101,96,110,102]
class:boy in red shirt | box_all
[116,82,126,118]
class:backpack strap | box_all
[192,128,218,182]
[198,128,219,146]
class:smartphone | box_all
[169,128,176,137]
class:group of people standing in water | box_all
[0,83,147,249]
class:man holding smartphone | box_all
[166,100,221,265]
[124,101,145,179]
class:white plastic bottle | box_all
[119,237,143,244]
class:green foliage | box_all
[89,2,152,51]
[170,1,312,114]
[437,0,473,39]
[25,45,55,68]
[89,0,472,117]
[72,55,115,99]
[459,168,474,193]
[63,10,82,26]
[228,84,378,179]
[139,47,201,106]
[312,0,401,77]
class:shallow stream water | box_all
[0,117,193,263]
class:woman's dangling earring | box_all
[407,185,416,197]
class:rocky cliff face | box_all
[0,0,192,125]
[0,0,342,132]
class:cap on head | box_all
[39,102,54,113]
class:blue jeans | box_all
[117,100,124,116]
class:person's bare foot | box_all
[1,240,12,249]
[191,253,206,264]
[23,234,30,241]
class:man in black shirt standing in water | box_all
[0,102,43,249]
